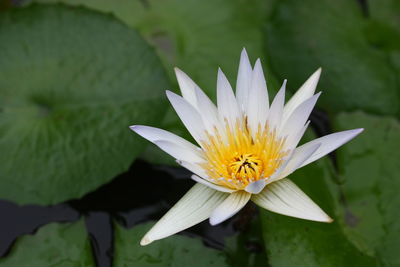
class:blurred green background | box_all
[0,0,399,266]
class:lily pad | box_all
[368,0,400,32]
[260,148,377,266]
[331,112,400,266]
[0,5,169,204]
[0,220,94,266]
[264,0,400,116]
[114,222,229,267]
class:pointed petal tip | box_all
[174,67,183,76]
[276,80,287,95]
[174,67,190,80]
[355,128,364,134]
[217,68,232,89]
[345,128,364,139]
[140,236,153,246]
[252,58,265,78]
[217,67,224,78]
[316,214,333,223]
[238,48,251,68]
[165,90,181,103]
[314,210,334,223]
[342,128,364,138]
[310,214,333,223]
[308,68,321,81]
[129,125,146,135]
[311,91,322,102]
[165,89,173,95]
[165,90,175,102]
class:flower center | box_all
[229,153,262,180]
[200,119,289,190]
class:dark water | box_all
[0,201,79,256]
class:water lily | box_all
[130,49,363,246]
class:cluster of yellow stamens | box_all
[200,118,289,190]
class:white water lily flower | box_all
[130,49,363,246]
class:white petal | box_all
[235,48,253,112]
[252,179,332,222]
[140,183,228,246]
[280,92,321,139]
[174,68,198,107]
[177,160,209,179]
[245,179,267,194]
[298,128,364,168]
[217,68,241,129]
[267,80,286,130]
[246,59,269,136]
[154,140,205,163]
[209,191,251,225]
[178,161,236,193]
[266,152,293,184]
[284,121,310,151]
[174,68,224,134]
[194,86,224,134]
[130,125,199,153]
[191,175,236,193]
[275,142,321,180]
[166,90,206,143]
[282,68,321,125]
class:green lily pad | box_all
[260,142,377,266]
[331,112,400,266]
[367,0,400,91]
[264,0,400,116]
[114,222,229,267]
[0,220,94,266]
[0,5,169,204]
[368,0,400,32]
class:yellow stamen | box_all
[200,118,288,190]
